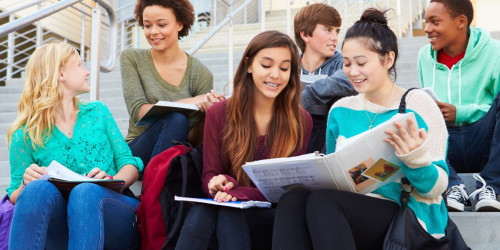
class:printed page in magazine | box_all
[243,153,339,203]
[327,112,415,194]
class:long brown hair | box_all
[222,30,305,186]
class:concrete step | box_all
[0,147,7,162]
[451,173,500,249]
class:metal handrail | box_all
[188,0,252,55]
[0,0,44,20]
[0,0,117,73]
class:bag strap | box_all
[164,144,190,249]
[398,87,418,114]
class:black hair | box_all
[342,8,398,80]
[430,0,473,27]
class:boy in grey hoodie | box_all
[295,3,357,153]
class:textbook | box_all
[243,113,416,203]
[41,160,125,197]
[422,87,440,101]
[135,101,199,126]
[174,196,272,209]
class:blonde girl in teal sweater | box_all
[7,42,143,249]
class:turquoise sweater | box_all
[7,101,143,197]
[327,90,449,237]
[418,27,500,125]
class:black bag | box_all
[136,141,204,250]
[383,178,469,250]
[383,88,469,250]
[160,141,204,249]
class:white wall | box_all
[475,0,500,32]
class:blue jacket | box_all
[300,51,357,115]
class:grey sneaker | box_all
[470,174,500,212]
[447,184,470,212]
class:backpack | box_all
[136,142,204,250]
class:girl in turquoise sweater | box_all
[7,42,143,249]
[273,9,450,249]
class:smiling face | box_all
[302,24,340,58]
[59,55,90,96]
[424,2,467,53]
[342,38,393,95]
[248,47,292,102]
[142,5,182,52]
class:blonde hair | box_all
[7,42,80,149]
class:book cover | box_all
[174,196,272,209]
[42,160,125,197]
[243,113,415,203]
[135,101,199,126]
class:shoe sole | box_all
[447,200,465,212]
[475,200,500,212]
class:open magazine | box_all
[174,196,271,209]
[41,160,125,197]
[136,101,199,126]
[242,112,416,203]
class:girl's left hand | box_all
[214,191,238,202]
[384,118,426,155]
[86,167,112,180]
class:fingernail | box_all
[224,186,228,191]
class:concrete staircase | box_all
[1,5,500,246]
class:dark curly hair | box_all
[430,0,473,27]
[134,0,194,39]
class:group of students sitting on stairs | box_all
[5,0,500,249]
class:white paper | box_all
[174,196,271,209]
[43,160,94,181]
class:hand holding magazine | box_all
[41,160,125,197]
[136,101,199,126]
[242,112,416,203]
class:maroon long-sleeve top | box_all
[202,100,313,201]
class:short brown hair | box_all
[134,0,194,39]
[294,3,342,52]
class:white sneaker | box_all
[447,184,470,212]
[469,174,500,212]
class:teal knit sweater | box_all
[7,101,143,197]
[327,90,449,237]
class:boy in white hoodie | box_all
[418,0,500,212]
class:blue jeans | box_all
[447,91,500,193]
[128,112,189,167]
[9,180,140,250]
[175,204,275,250]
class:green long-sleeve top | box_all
[7,101,144,197]
[120,48,214,142]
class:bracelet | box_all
[107,175,114,180]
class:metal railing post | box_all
[260,0,265,32]
[120,21,126,51]
[409,0,413,37]
[213,0,217,27]
[286,0,291,35]
[90,5,102,101]
[7,14,15,80]
[134,23,140,48]
[228,18,234,94]
[80,6,86,60]
[397,0,402,38]
[36,3,43,48]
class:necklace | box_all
[57,113,77,137]
[363,84,395,130]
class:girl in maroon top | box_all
[176,31,312,250]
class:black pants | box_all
[176,204,275,250]
[273,190,399,250]
[306,115,327,154]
